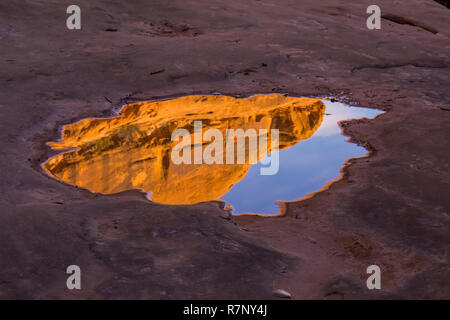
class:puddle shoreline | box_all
[40,94,383,216]
[233,152,370,218]
[255,109,385,217]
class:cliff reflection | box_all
[43,94,325,205]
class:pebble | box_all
[273,289,292,299]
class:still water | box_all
[221,99,382,214]
[42,95,382,215]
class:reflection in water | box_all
[221,100,382,214]
[43,94,326,211]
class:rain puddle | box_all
[42,94,382,215]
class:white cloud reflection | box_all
[314,100,383,137]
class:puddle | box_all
[221,99,382,214]
[42,94,382,215]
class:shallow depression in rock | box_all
[42,94,382,215]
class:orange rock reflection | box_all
[42,94,325,204]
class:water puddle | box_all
[42,94,382,215]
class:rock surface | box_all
[0,0,449,299]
